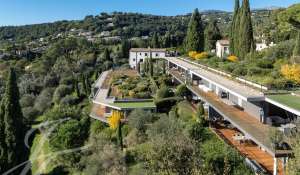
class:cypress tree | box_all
[185,8,205,52]
[103,48,111,61]
[0,100,7,173]
[151,33,160,48]
[149,52,154,77]
[238,0,255,58]
[204,19,222,52]
[292,31,300,63]
[2,68,27,172]
[230,0,240,54]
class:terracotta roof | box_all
[217,40,230,46]
[130,48,166,52]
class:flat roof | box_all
[170,70,292,157]
[266,94,300,116]
[166,57,264,101]
[130,48,166,52]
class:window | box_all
[155,53,159,57]
[139,53,142,56]
[145,53,148,56]
[133,58,136,62]
[140,59,144,62]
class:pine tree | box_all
[185,8,205,52]
[292,31,300,63]
[204,19,222,52]
[230,0,240,54]
[238,0,255,58]
[2,68,27,172]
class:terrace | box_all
[169,69,291,175]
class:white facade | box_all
[129,48,166,69]
[216,40,230,58]
[256,41,276,51]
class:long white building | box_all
[129,48,166,69]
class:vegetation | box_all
[0,68,28,174]
[230,0,255,58]
[185,8,205,52]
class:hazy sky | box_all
[0,0,299,26]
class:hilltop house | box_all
[256,40,276,51]
[216,40,230,58]
[129,48,166,69]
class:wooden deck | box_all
[213,124,284,175]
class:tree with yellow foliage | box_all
[108,110,124,149]
[281,64,300,84]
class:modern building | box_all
[165,57,298,175]
[129,48,166,69]
[90,70,156,123]
[216,40,230,58]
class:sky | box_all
[0,0,299,26]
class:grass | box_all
[30,133,54,174]
[110,101,156,109]
[267,94,300,111]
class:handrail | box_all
[177,57,268,91]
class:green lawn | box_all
[110,101,156,109]
[267,94,300,111]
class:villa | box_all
[216,40,230,58]
[129,48,166,69]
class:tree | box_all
[108,110,124,149]
[103,48,111,62]
[230,0,240,55]
[128,109,154,132]
[195,102,205,123]
[155,86,174,99]
[0,100,7,173]
[238,0,255,58]
[151,32,160,48]
[149,54,154,77]
[120,40,131,58]
[204,20,222,52]
[1,68,27,173]
[292,31,300,63]
[185,8,205,52]
[175,84,191,98]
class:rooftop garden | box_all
[267,93,300,111]
[186,39,300,90]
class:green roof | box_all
[267,94,300,112]
[109,101,156,109]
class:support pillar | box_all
[273,157,278,175]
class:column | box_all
[273,157,278,175]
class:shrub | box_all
[20,94,36,108]
[195,52,209,60]
[281,64,300,84]
[156,86,174,99]
[175,84,191,98]
[22,107,39,122]
[53,85,73,104]
[60,95,78,106]
[188,51,198,58]
[34,88,54,113]
[227,55,238,62]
